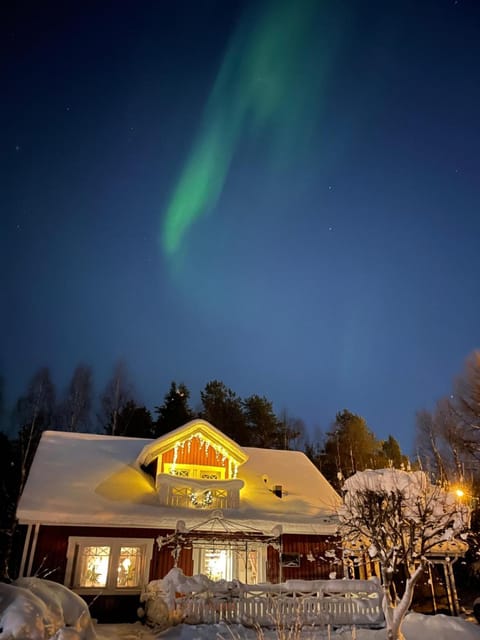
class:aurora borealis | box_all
[162,0,334,257]
[3,0,480,450]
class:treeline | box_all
[3,351,480,581]
[0,360,413,579]
[1,363,306,448]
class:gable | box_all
[136,419,248,479]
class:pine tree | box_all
[242,394,281,448]
[153,381,194,438]
[111,401,154,438]
[200,380,246,443]
[380,435,406,469]
[321,409,379,490]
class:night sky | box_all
[2,0,479,451]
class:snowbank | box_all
[0,578,96,640]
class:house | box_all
[16,420,342,622]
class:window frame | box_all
[65,537,153,595]
[192,543,266,584]
[163,462,226,480]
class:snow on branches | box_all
[339,469,469,568]
[338,468,470,640]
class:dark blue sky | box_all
[2,0,479,452]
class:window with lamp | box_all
[65,537,153,593]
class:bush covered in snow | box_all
[0,578,95,640]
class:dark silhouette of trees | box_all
[0,431,18,579]
[278,410,305,450]
[100,361,135,435]
[415,351,480,486]
[15,367,56,493]
[378,435,408,469]
[2,367,56,579]
[200,380,247,442]
[109,401,154,438]
[243,394,282,448]
[321,409,379,490]
[57,364,93,432]
[153,381,194,438]
[305,410,409,491]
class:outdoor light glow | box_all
[168,433,234,475]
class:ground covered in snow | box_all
[2,577,480,640]
[93,613,480,640]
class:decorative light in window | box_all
[190,489,214,508]
[79,546,110,587]
[203,549,227,581]
[116,546,141,587]
[174,433,234,469]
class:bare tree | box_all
[278,410,305,450]
[415,351,480,485]
[15,367,56,494]
[99,361,135,435]
[339,469,469,640]
[58,364,93,432]
[415,409,448,482]
[1,368,56,578]
[449,351,480,460]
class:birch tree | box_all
[339,469,469,640]
[99,361,135,435]
[58,364,93,432]
[15,367,56,493]
[415,351,480,485]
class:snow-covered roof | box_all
[17,430,341,535]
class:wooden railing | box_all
[145,577,385,629]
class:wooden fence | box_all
[166,580,385,628]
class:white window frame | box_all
[65,537,153,595]
[192,543,266,584]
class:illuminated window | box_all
[79,546,110,587]
[194,545,266,584]
[203,549,228,581]
[163,463,225,479]
[66,538,153,593]
[116,546,142,588]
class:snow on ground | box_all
[94,613,480,640]
[2,577,480,640]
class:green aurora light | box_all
[161,0,336,258]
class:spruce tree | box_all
[153,381,194,438]
[200,380,246,443]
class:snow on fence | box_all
[142,570,385,629]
